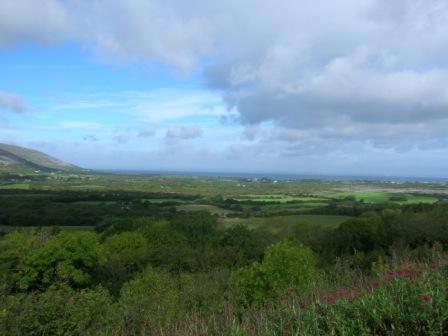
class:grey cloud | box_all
[165,125,203,139]
[0,0,69,47]
[113,134,130,144]
[3,0,448,152]
[138,128,156,138]
[83,135,99,142]
[0,91,27,113]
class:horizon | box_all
[2,1,448,177]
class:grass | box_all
[397,195,439,204]
[330,191,438,204]
[177,204,237,216]
[142,198,189,204]
[0,225,94,233]
[0,183,31,190]
[221,214,352,230]
[236,194,328,203]
[70,185,108,190]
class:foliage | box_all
[1,180,448,335]
[118,267,179,335]
[0,286,118,336]
[18,231,105,290]
[233,241,318,306]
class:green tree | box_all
[19,231,105,290]
[101,232,149,295]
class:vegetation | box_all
[1,168,448,335]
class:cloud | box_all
[113,134,130,144]
[60,121,102,129]
[138,128,156,138]
[83,134,99,142]
[165,125,203,139]
[0,0,69,47]
[0,91,27,113]
[2,0,448,153]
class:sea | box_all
[100,170,448,183]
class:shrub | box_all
[118,267,180,335]
[233,241,318,306]
[0,286,118,336]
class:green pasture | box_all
[0,225,94,233]
[70,185,108,190]
[329,191,438,204]
[236,194,328,203]
[221,214,352,230]
[0,183,31,190]
[142,198,189,204]
[397,195,439,204]
[177,204,237,216]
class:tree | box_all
[101,232,149,295]
[19,231,105,290]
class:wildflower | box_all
[420,294,433,303]
[397,267,413,279]
[323,294,336,304]
[429,260,438,269]
[245,326,256,334]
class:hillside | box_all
[0,143,83,173]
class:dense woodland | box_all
[1,185,448,335]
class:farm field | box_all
[221,214,353,229]
[328,191,438,204]
[235,194,329,203]
[0,183,31,190]
[176,204,237,216]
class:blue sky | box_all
[1,0,448,177]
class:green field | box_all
[177,204,237,216]
[142,198,189,204]
[221,214,352,230]
[397,195,439,204]
[236,194,328,203]
[329,191,438,204]
[0,183,31,190]
[70,185,108,190]
[0,225,94,233]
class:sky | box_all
[1,0,448,177]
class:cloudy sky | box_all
[1,0,448,177]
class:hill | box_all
[0,143,83,173]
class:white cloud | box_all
[165,125,203,139]
[60,121,102,129]
[2,0,448,165]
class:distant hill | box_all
[0,143,83,173]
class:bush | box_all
[118,267,180,335]
[233,241,318,306]
[0,286,118,336]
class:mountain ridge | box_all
[0,143,83,173]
